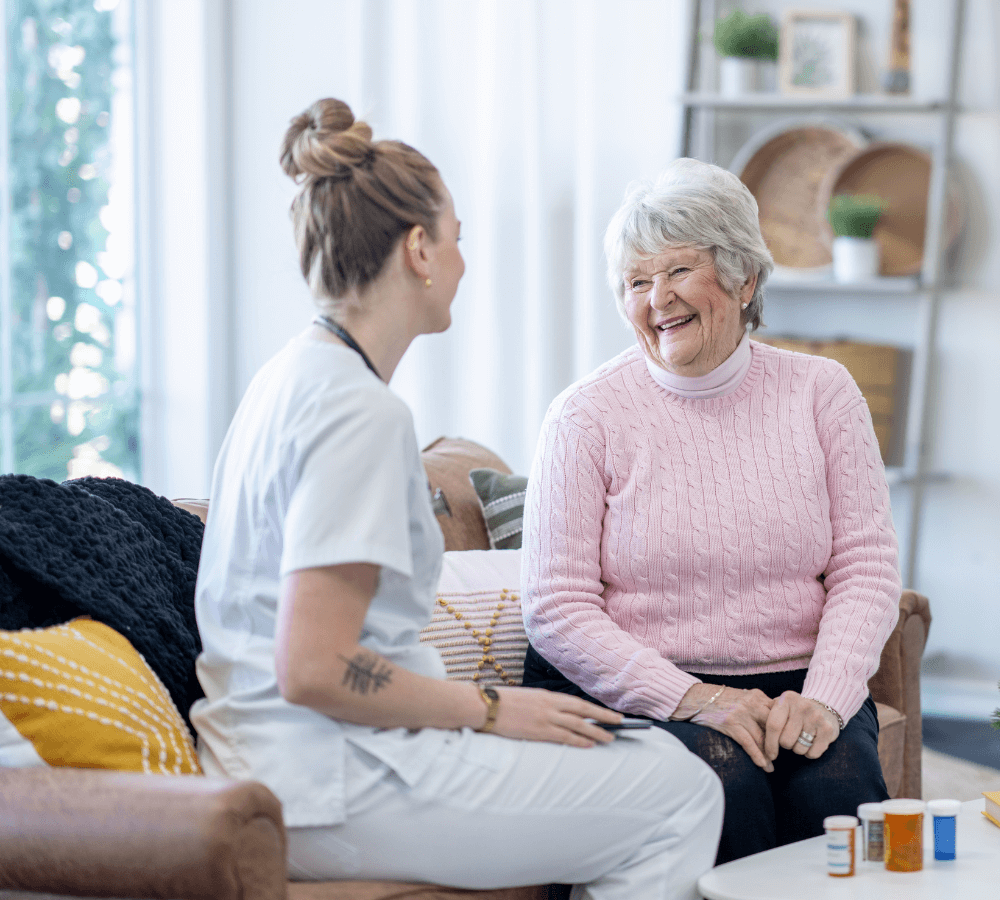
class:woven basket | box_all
[732,120,866,271]
[817,142,965,277]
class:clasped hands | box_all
[672,684,841,773]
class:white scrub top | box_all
[191,334,450,827]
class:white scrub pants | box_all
[287,727,724,900]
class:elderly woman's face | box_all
[623,246,752,377]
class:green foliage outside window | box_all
[3,0,138,482]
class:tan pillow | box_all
[420,550,526,687]
[421,437,512,551]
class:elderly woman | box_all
[521,158,901,864]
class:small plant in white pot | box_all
[713,10,779,96]
[827,194,887,283]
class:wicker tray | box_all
[817,142,964,277]
[731,119,866,271]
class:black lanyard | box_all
[313,316,382,381]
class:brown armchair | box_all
[0,438,930,900]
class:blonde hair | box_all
[280,98,444,309]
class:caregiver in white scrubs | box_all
[190,97,723,900]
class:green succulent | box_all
[713,10,779,61]
[826,195,887,239]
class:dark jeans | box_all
[523,644,889,865]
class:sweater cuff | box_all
[625,666,702,721]
[800,673,866,725]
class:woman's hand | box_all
[763,691,840,761]
[489,686,623,748]
[675,684,776,772]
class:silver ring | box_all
[796,732,815,747]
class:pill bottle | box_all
[823,815,858,877]
[882,799,925,872]
[857,802,885,862]
[927,799,961,861]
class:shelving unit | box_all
[680,0,967,589]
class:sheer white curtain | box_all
[337,0,690,474]
[217,0,689,482]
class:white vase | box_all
[719,57,760,96]
[832,236,881,283]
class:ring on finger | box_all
[796,731,815,747]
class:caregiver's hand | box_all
[764,691,840,761]
[489,686,622,748]
[674,684,776,772]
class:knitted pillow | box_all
[469,468,528,550]
[0,618,200,775]
[420,549,527,687]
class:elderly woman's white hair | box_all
[604,158,774,331]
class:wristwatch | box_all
[477,686,500,733]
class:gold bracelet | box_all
[476,686,500,733]
[672,685,726,722]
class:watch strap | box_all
[477,686,500,733]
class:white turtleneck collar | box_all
[644,330,752,399]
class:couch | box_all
[0,437,931,900]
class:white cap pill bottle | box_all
[824,815,858,877]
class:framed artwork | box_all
[779,11,856,96]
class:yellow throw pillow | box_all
[0,618,201,774]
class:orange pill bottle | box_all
[883,799,926,872]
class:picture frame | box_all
[779,11,856,97]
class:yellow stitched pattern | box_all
[0,619,200,774]
[420,588,527,687]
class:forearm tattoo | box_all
[339,650,393,695]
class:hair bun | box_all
[280,98,375,181]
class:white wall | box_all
[156,0,1000,701]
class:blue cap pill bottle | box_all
[927,799,961,861]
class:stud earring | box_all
[741,302,748,309]
[425,278,433,288]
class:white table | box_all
[698,799,996,899]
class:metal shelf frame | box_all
[680,0,967,589]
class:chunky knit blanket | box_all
[0,474,205,728]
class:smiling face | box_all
[622,246,752,377]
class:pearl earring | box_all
[425,278,433,288]
[741,302,748,309]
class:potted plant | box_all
[713,9,779,96]
[826,194,887,282]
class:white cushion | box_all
[0,707,46,768]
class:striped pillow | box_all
[469,468,527,550]
[419,549,526,687]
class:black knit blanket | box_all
[0,474,205,730]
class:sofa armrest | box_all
[0,768,287,900]
[868,589,931,798]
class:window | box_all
[1,0,137,481]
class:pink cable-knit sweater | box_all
[521,339,901,723]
